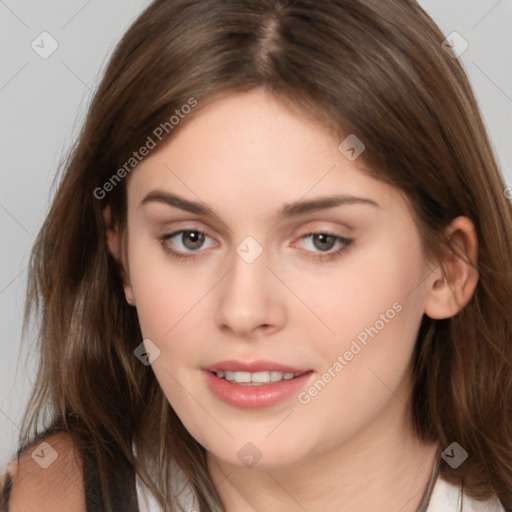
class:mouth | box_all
[202,360,314,409]
[202,359,312,385]
[213,370,307,385]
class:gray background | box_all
[1,0,511,466]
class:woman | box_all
[1,0,511,510]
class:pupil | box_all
[183,231,204,250]
[313,234,335,251]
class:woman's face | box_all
[123,89,435,468]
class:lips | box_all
[202,360,309,374]
[202,360,314,409]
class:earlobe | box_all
[423,216,479,320]
[103,205,121,260]
[123,282,136,306]
[102,206,136,306]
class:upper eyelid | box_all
[157,218,353,237]
[162,228,217,245]
[160,224,350,239]
[161,228,351,252]
[159,223,216,241]
[291,232,352,251]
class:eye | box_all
[159,229,353,262]
[160,229,217,259]
[294,232,354,261]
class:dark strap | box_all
[81,447,107,511]
[0,452,140,512]
[79,444,140,512]
[0,425,141,512]
[0,471,13,511]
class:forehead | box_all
[127,90,410,220]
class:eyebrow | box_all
[140,191,380,219]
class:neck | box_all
[206,397,440,512]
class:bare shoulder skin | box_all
[0,432,86,511]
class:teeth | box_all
[270,371,283,382]
[216,370,304,385]
[252,371,271,383]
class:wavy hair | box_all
[18,0,512,509]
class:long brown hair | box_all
[18,0,512,509]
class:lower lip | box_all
[203,370,313,409]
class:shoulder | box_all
[0,431,86,511]
[429,476,507,512]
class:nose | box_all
[214,246,287,339]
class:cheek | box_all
[288,233,425,349]
[296,237,426,427]
[298,235,424,375]
[126,235,213,397]
[127,233,207,339]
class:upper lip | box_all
[202,360,311,373]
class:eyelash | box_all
[159,229,211,261]
[159,229,354,262]
[297,232,354,261]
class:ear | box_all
[423,216,479,320]
[103,206,135,306]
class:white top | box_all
[135,469,507,512]
[136,469,198,511]
[428,477,506,512]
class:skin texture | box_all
[111,89,478,511]
[4,433,86,511]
